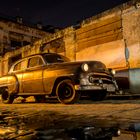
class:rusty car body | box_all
[0,53,118,104]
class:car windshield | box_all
[43,53,70,64]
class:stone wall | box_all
[0,0,140,76]
[122,1,140,68]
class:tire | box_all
[1,88,14,104]
[89,90,107,101]
[56,80,80,104]
[34,95,46,103]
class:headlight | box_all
[111,69,116,75]
[81,63,89,72]
[117,129,121,136]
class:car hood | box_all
[45,61,107,73]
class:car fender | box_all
[0,75,19,95]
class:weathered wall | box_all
[75,13,125,69]
[76,40,126,69]
[0,0,140,76]
[122,3,140,68]
[76,15,122,51]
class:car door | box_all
[22,56,44,93]
[12,59,27,93]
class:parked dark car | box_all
[0,53,118,104]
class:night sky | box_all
[0,0,130,28]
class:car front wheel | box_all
[56,80,80,104]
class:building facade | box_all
[0,16,49,56]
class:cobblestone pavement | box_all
[0,96,140,139]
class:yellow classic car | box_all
[0,53,118,104]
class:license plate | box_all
[107,85,115,92]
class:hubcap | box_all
[59,83,73,100]
[63,86,72,98]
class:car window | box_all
[28,57,43,68]
[43,54,70,63]
[14,62,21,71]
[13,60,26,71]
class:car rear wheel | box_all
[1,88,14,104]
[34,95,46,103]
[89,90,107,101]
[56,80,80,104]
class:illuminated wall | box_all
[75,14,125,69]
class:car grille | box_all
[88,72,113,84]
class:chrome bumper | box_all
[75,84,116,92]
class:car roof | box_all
[12,53,65,66]
[22,53,58,59]
[9,53,58,73]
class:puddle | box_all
[0,123,140,140]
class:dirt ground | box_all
[0,96,140,139]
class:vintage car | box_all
[0,53,118,104]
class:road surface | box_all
[0,96,140,139]
[0,96,140,128]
